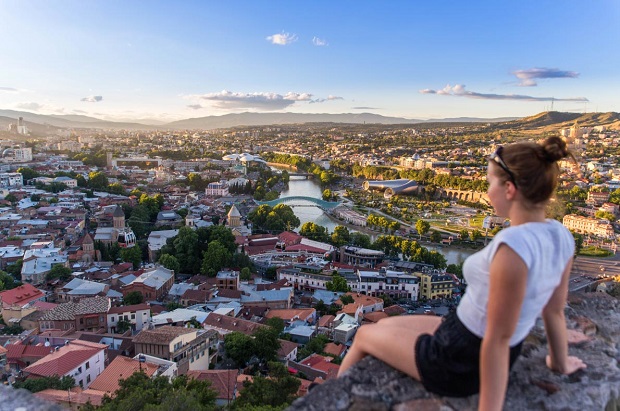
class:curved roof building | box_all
[363,179,418,199]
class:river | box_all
[280,175,476,265]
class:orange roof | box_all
[317,315,335,327]
[89,356,158,394]
[323,342,346,357]
[187,369,237,400]
[35,387,105,406]
[0,284,44,306]
[23,340,107,378]
[265,308,316,323]
[362,311,388,323]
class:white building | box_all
[205,180,229,197]
[107,303,152,333]
[0,173,23,188]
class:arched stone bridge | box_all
[256,196,342,209]
[435,188,489,204]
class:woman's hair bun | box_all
[542,136,569,163]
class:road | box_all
[569,254,620,292]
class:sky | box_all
[1,0,619,123]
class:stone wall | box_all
[288,292,620,411]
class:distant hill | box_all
[3,108,617,133]
[0,110,159,131]
[495,111,620,131]
[162,112,518,129]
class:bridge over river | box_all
[255,196,342,209]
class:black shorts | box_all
[414,311,523,397]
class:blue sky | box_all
[1,0,619,122]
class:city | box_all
[0,110,619,409]
[1,1,619,409]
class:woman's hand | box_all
[546,355,587,374]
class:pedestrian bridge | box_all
[256,196,342,209]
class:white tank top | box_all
[457,219,574,346]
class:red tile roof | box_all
[89,356,158,394]
[35,388,105,406]
[108,303,150,314]
[23,340,107,378]
[187,369,237,400]
[0,284,44,306]
[203,313,266,336]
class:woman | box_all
[337,136,586,410]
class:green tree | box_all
[330,225,351,247]
[158,253,180,273]
[224,331,255,366]
[470,229,483,242]
[88,171,109,190]
[252,326,281,363]
[240,267,252,281]
[299,222,329,242]
[595,210,616,222]
[201,240,232,276]
[265,317,285,334]
[430,230,442,243]
[340,294,354,305]
[45,265,72,281]
[0,270,20,291]
[350,232,371,248]
[121,246,143,270]
[14,375,75,393]
[17,166,40,183]
[325,273,349,292]
[415,219,430,239]
[233,362,300,409]
[459,229,470,241]
[124,291,144,305]
[322,189,332,201]
[116,318,132,334]
[173,226,201,274]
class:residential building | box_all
[22,340,107,389]
[0,172,23,187]
[132,326,218,374]
[563,214,616,239]
[107,303,152,333]
[20,247,68,284]
[205,181,229,197]
[338,246,384,268]
[122,266,175,301]
[0,283,45,322]
[416,272,454,300]
[39,296,111,332]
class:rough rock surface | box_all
[0,385,64,411]
[288,293,620,411]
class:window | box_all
[87,375,91,384]
[86,361,90,370]
[77,366,82,373]
[111,316,116,322]
[131,314,135,320]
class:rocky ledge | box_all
[288,292,620,411]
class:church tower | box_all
[113,205,125,229]
[227,204,241,228]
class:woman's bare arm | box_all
[542,257,586,374]
[479,244,527,411]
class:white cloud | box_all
[419,84,588,102]
[0,87,19,93]
[512,67,579,87]
[328,95,343,100]
[266,32,298,45]
[186,104,203,110]
[15,102,44,111]
[312,37,328,46]
[352,106,380,110]
[81,95,103,102]
[187,90,314,111]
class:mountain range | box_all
[0,108,618,132]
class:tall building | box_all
[16,117,28,135]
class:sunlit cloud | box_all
[352,106,380,110]
[81,95,103,102]
[15,102,44,111]
[186,104,203,110]
[266,32,298,45]
[512,67,579,86]
[419,84,588,102]
[309,95,344,103]
[312,36,328,46]
[187,90,313,111]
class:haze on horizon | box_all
[0,0,619,123]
